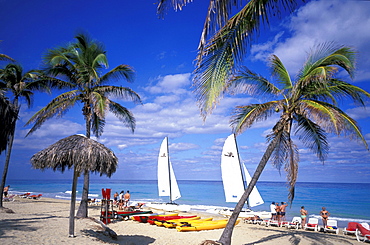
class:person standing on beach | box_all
[300,206,308,227]
[113,192,119,206]
[320,207,330,227]
[280,202,288,221]
[124,190,130,207]
[270,202,277,220]
[118,191,124,210]
[3,185,9,197]
[275,202,281,223]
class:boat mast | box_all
[166,137,173,203]
[233,134,249,208]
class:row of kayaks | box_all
[131,212,240,232]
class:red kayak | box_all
[148,215,197,225]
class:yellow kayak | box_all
[163,217,214,228]
[176,219,240,232]
[155,216,200,227]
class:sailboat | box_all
[157,136,181,203]
[219,134,270,219]
[146,137,190,212]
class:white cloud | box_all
[251,0,370,79]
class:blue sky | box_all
[1,0,370,183]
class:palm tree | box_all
[215,43,370,245]
[0,92,17,153]
[26,33,142,218]
[0,63,48,208]
[156,0,302,118]
[31,134,118,237]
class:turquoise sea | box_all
[5,179,370,228]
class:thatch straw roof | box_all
[31,134,117,176]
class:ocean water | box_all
[6,179,370,228]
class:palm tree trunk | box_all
[0,108,18,208]
[76,115,91,218]
[76,170,89,217]
[217,135,280,245]
[69,167,79,237]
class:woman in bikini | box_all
[300,206,308,227]
[320,207,330,227]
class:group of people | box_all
[270,202,331,229]
[300,206,330,228]
[270,201,288,222]
[113,190,130,210]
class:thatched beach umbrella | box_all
[31,134,118,237]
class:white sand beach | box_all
[0,197,364,245]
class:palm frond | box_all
[100,65,135,84]
[294,113,328,162]
[156,0,194,18]
[302,100,368,150]
[227,66,280,97]
[108,101,136,133]
[231,101,280,134]
[96,86,142,104]
[269,55,293,89]
[91,112,106,138]
[194,0,298,117]
[25,91,80,136]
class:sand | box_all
[0,196,364,245]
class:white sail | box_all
[221,134,264,207]
[157,137,181,202]
[242,163,264,207]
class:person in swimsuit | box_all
[280,202,288,221]
[300,206,308,227]
[3,185,9,197]
[320,207,330,227]
[124,190,131,208]
[275,202,281,223]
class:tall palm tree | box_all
[215,43,370,245]
[156,0,302,118]
[26,33,142,218]
[0,92,17,154]
[0,63,48,208]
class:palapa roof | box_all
[31,134,117,177]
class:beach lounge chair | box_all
[19,192,31,198]
[324,220,339,234]
[2,194,15,202]
[304,218,319,231]
[355,223,370,242]
[343,222,358,236]
[283,217,302,230]
[28,194,42,199]
[266,219,281,227]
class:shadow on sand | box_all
[82,229,156,245]
[242,227,356,245]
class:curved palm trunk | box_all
[76,115,91,218]
[0,107,18,208]
[69,166,79,237]
[218,135,280,245]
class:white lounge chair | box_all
[283,217,302,230]
[355,223,370,242]
[343,222,357,236]
[304,218,319,231]
[324,220,339,234]
[266,219,281,227]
